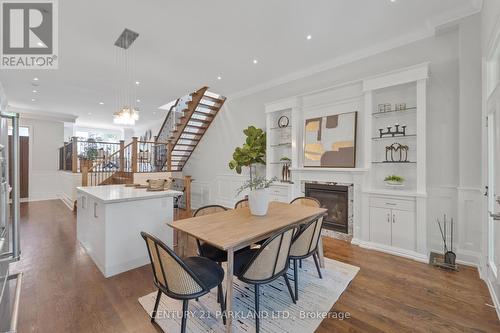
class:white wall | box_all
[19,117,64,201]
[481,0,500,319]
[183,19,486,264]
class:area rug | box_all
[138,257,359,332]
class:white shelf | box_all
[290,167,369,173]
[372,107,416,117]
[363,189,427,198]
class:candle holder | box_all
[379,124,407,138]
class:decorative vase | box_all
[248,188,269,216]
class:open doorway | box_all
[8,126,29,199]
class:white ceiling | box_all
[0,0,481,129]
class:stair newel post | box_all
[131,137,138,173]
[82,166,88,187]
[184,175,192,213]
[72,136,78,173]
[119,140,125,172]
[167,140,173,172]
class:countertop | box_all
[76,185,183,204]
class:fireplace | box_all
[305,182,349,233]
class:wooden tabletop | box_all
[169,201,327,250]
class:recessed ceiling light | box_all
[306,35,312,40]
[253,59,258,64]
[33,77,39,81]
[32,89,37,93]
[135,81,140,85]
[136,99,141,103]
[390,0,396,2]
[217,76,222,80]
[99,102,104,105]
[88,112,92,115]
[153,111,156,115]
[31,98,36,102]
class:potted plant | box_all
[229,126,273,215]
[384,175,404,186]
[237,177,277,215]
[78,144,98,170]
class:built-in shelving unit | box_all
[265,99,301,203]
[362,62,428,257]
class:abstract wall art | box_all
[303,111,357,167]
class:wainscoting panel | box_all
[191,174,246,209]
[427,186,483,265]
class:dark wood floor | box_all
[11,200,500,333]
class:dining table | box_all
[168,201,328,333]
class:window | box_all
[8,126,29,137]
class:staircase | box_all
[156,86,226,171]
[79,86,225,187]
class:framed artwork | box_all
[303,111,357,167]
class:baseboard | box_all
[25,196,59,202]
[484,272,500,321]
[58,193,74,211]
[351,238,428,263]
[28,191,60,202]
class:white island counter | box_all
[76,185,183,277]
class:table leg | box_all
[178,231,188,258]
[318,237,325,268]
[225,247,234,333]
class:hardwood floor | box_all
[11,200,500,333]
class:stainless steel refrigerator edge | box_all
[0,90,22,332]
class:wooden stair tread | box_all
[196,103,219,110]
[193,111,216,117]
[202,95,225,103]
[154,86,223,172]
[185,124,208,129]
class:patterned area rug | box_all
[138,257,359,332]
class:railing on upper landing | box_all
[58,137,169,175]
[58,137,121,173]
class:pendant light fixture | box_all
[113,28,140,126]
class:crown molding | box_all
[227,28,434,101]
[227,2,481,101]
[9,106,78,123]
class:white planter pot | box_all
[248,188,269,216]
[384,180,404,187]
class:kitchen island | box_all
[76,185,183,278]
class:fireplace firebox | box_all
[305,183,349,233]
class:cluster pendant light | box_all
[113,28,140,126]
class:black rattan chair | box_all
[193,205,229,263]
[232,225,297,332]
[141,232,226,333]
[234,198,249,209]
[289,214,325,301]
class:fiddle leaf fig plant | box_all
[228,126,266,182]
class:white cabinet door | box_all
[391,209,415,251]
[369,207,392,246]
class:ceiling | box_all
[0,0,481,129]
